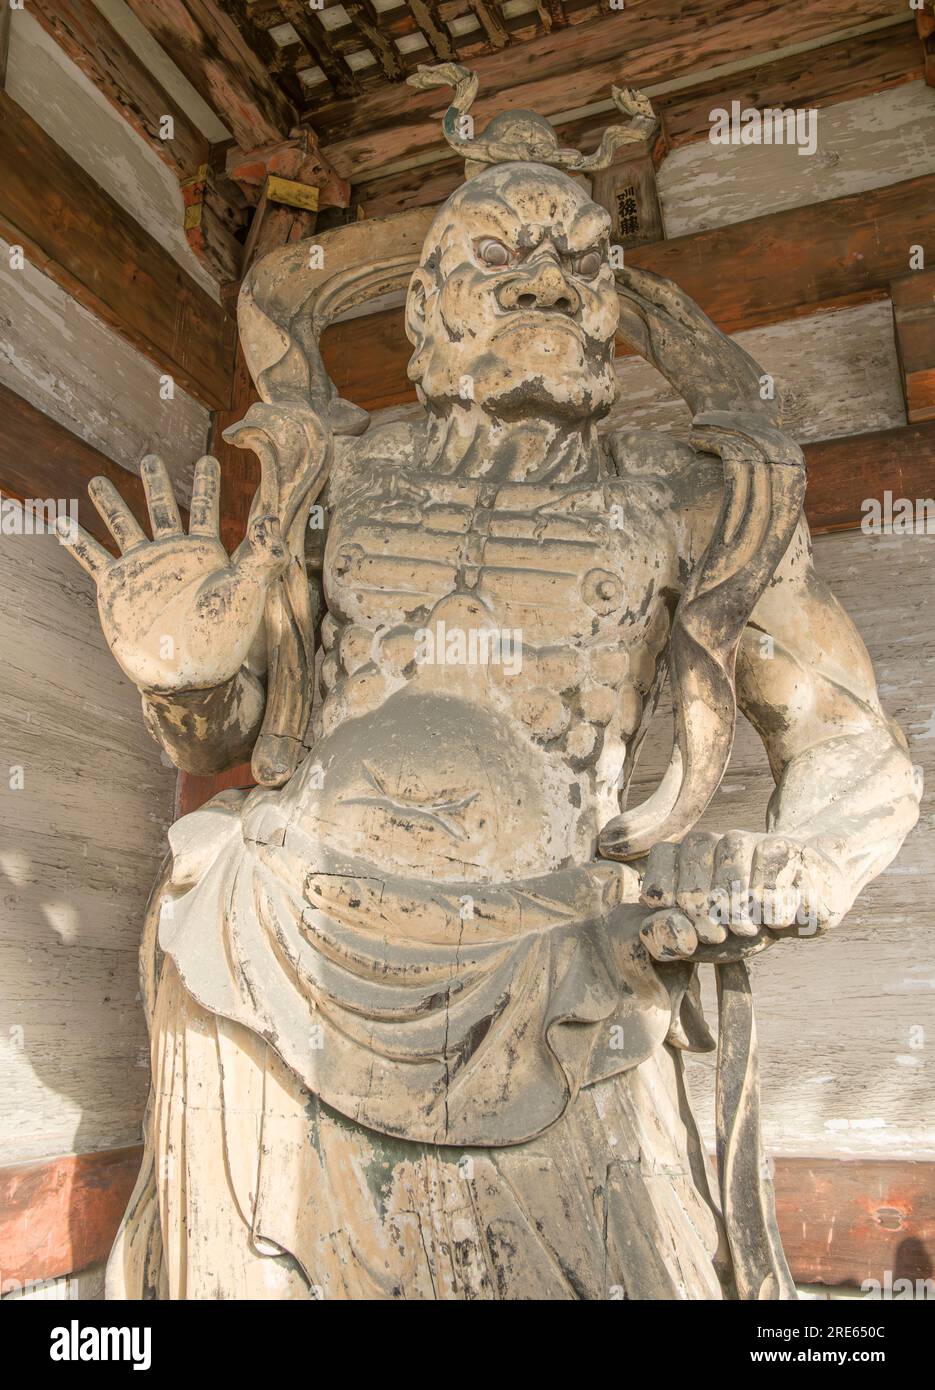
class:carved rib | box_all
[466,1,510,49]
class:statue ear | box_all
[405,269,433,378]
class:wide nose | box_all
[496,256,580,315]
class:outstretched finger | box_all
[188,455,221,538]
[88,477,146,554]
[140,454,182,538]
[54,516,112,581]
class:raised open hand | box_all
[56,454,288,693]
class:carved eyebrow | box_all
[567,205,611,251]
[461,196,523,244]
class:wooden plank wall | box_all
[0,5,203,1198]
[0,522,176,1168]
[0,238,209,504]
[657,81,935,235]
[6,9,218,298]
[0,13,218,503]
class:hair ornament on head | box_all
[407,62,657,178]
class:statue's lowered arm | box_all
[734,525,921,919]
[602,263,920,951]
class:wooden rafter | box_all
[210,0,597,112]
[408,0,457,61]
[535,1,568,31]
[218,0,309,110]
[122,0,297,148]
[29,0,210,181]
[344,1,405,81]
[466,1,510,49]
[278,0,360,100]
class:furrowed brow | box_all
[567,205,611,251]
[461,195,524,244]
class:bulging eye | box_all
[477,238,511,267]
[574,250,603,278]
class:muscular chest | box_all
[323,467,678,658]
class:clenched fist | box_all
[636,831,850,962]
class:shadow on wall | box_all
[0,522,175,1288]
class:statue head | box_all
[405,162,619,423]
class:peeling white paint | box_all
[659,82,935,237]
[606,300,905,443]
[0,240,208,500]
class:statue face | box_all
[406,164,619,422]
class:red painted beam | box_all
[2,1146,933,1291]
[0,1147,141,1292]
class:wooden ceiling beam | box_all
[314,0,908,178]
[0,92,236,410]
[653,19,922,152]
[321,173,935,411]
[804,422,935,534]
[638,171,932,335]
[27,0,211,181]
[358,22,922,218]
[122,0,297,149]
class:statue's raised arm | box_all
[56,223,425,787]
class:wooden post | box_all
[891,270,935,424]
